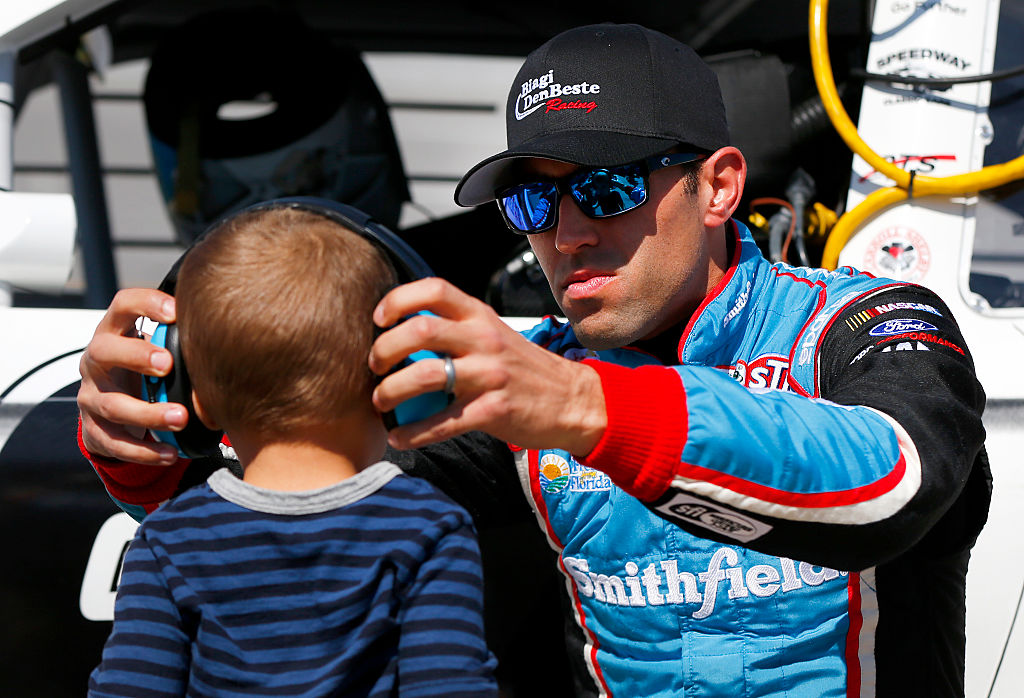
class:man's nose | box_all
[553,195,600,254]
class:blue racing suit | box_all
[497,217,990,697]
[86,219,988,697]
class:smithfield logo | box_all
[869,318,938,336]
[538,453,570,493]
[722,281,751,327]
[515,69,601,120]
[562,548,844,619]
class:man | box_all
[79,24,989,697]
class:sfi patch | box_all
[653,491,773,543]
[863,226,932,282]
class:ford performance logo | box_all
[869,318,938,336]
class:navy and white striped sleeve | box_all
[88,530,190,697]
[395,508,498,697]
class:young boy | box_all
[87,204,498,697]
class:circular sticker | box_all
[538,453,570,494]
[863,226,932,282]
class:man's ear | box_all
[701,146,747,228]
[191,389,220,430]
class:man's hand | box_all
[77,288,187,465]
[369,278,607,455]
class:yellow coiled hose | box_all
[809,0,1024,269]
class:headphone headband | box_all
[242,197,434,282]
[147,197,435,458]
[159,196,432,295]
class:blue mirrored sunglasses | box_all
[495,152,706,234]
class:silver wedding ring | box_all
[442,355,456,395]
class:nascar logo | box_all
[846,301,942,331]
[868,318,938,336]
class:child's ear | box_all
[191,389,220,430]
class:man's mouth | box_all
[563,271,615,300]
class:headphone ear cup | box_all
[141,323,225,458]
[153,197,443,442]
[377,311,453,428]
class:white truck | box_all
[1,0,1021,695]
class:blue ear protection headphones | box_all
[141,196,450,458]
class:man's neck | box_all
[632,322,688,365]
[229,413,387,492]
[630,223,736,366]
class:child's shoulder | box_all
[381,464,455,502]
[139,479,223,530]
[378,464,472,523]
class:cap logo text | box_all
[516,69,601,120]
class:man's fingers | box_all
[78,386,187,464]
[96,288,175,336]
[83,287,176,381]
[86,385,188,430]
[369,303,512,378]
[372,357,452,413]
[373,354,517,451]
[383,394,508,451]
[384,407,464,450]
[77,286,184,463]
[84,330,172,378]
[373,278,481,328]
[369,313,458,376]
[371,354,474,450]
[81,413,182,466]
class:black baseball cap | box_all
[454,23,730,207]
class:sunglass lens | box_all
[569,165,647,218]
[499,182,558,232]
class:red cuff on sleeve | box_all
[77,416,191,509]
[578,360,688,501]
